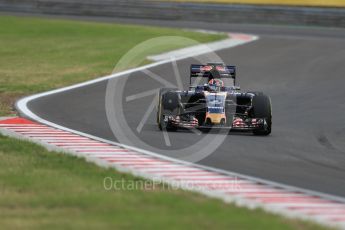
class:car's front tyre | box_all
[251,93,272,136]
[157,88,179,131]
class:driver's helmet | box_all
[208,79,224,92]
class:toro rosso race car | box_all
[156,63,272,135]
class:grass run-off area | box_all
[0,15,225,116]
[0,135,330,229]
[0,15,330,229]
[167,0,345,8]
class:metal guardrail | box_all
[0,0,345,27]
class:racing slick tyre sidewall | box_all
[252,93,272,136]
[157,88,178,131]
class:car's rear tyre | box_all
[251,93,272,136]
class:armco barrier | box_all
[0,0,345,27]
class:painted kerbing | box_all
[1,117,345,229]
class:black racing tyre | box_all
[251,93,272,136]
[162,91,180,112]
[157,88,172,128]
[157,88,178,131]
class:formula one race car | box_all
[156,63,272,135]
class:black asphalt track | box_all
[26,17,345,197]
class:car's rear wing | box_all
[190,64,236,85]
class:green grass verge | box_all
[0,15,225,116]
[0,16,331,229]
[0,134,329,230]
